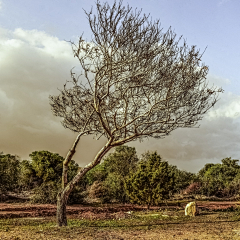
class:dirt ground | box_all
[0,201,240,239]
[0,201,239,219]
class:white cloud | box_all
[207,93,240,119]
[0,1,2,10]
[0,88,14,112]
[13,28,73,59]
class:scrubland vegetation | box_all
[1,146,240,205]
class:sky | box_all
[0,0,240,173]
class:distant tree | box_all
[49,0,223,226]
[85,145,138,203]
[198,163,215,178]
[30,151,65,183]
[125,152,175,209]
[221,157,240,169]
[199,157,240,197]
[102,145,139,202]
[85,163,107,186]
[169,165,198,194]
[0,153,20,195]
[18,159,39,190]
[27,151,82,204]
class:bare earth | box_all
[0,201,239,219]
[0,201,240,239]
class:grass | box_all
[0,208,240,239]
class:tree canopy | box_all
[0,153,20,194]
[50,0,222,147]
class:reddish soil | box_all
[0,201,239,220]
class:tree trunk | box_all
[57,190,69,227]
[56,140,113,227]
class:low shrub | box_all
[31,181,60,204]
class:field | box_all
[0,201,240,240]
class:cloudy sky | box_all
[0,0,239,173]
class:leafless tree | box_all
[49,0,223,226]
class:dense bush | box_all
[87,181,110,203]
[169,165,198,194]
[0,153,20,195]
[18,160,41,190]
[31,181,60,204]
[125,152,175,209]
[85,163,107,186]
[102,145,139,203]
[198,157,240,197]
[3,148,239,205]
[183,182,202,195]
[85,145,139,203]
[25,150,83,204]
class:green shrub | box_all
[125,152,175,209]
[31,181,60,204]
[0,153,20,194]
[88,181,111,203]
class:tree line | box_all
[1,147,239,207]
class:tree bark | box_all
[56,138,113,227]
[62,133,83,189]
[57,182,74,226]
[57,191,68,226]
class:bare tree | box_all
[49,0,223,226]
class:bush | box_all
[26,150,84,204]
[198,157,240,197]
[125,152,175,209]
[0,153,20,194]
[84,145,139,203]
[87,181,111,203]
[68,185,86,204]
[183,182,201,195]
[169,166,198,194]
[102,145,139,203]
[31,181,60,204]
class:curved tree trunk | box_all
[56,138,113,227]
[57,189,70,226]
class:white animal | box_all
[185,201,199,216]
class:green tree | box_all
[85,145,139,203]
[103,145,139,203]
[169,165,197,194]
[198,163,215,178]
[85,163,107,186]
[199,157,240,197]
[0,153,20,195]
[125,152,175,209]
[27,151,82,204]
[30,151,64,183]
[18,159,39,190]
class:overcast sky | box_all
[0,0,240,173]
